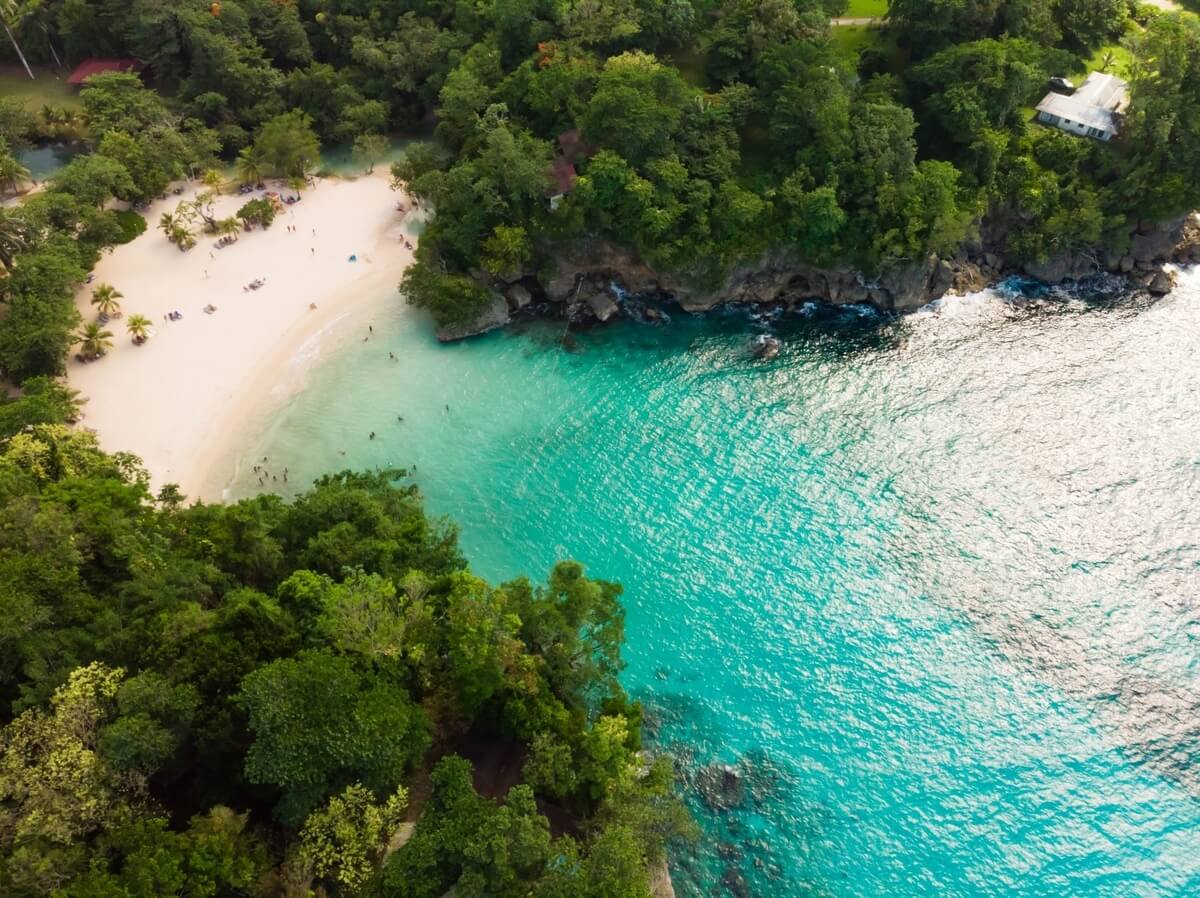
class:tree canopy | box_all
[0,384,687,897]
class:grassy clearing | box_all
[845,0,889,17]
[0,64,81,110]
[830,23,907,72]
[1069,43,1135,79]
[831,24,882,58]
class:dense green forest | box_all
[0,382,694,896]
[0,3,1199,890]
[2,0,1199,350]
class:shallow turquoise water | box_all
[233,271,1200,897]
[15,143,81,180]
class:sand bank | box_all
[68,169,420,500]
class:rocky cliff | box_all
[445,213,1200,339]
[953,213,1200,299]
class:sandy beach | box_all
[68,169,419,500]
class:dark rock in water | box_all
[950,261,989,295]
[586,291,620,322]
[695,764,745,810]
[505,283,532,310]
[436,294,510,342]
[717,842,743,861]
[749,334,780,361]
[1148,269,1176,296]
[720,867,751,898]
[560,334,579,352]
[739,749,791,806]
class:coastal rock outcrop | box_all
[1021,251,1099,284]
[504,283,532,311]
[586,290,620,322]
[436,293,510,342]
[533,239,959,319]
[440,211,1200,341]
[1148,269,1176,295]
[649,858,676,898]
[1020,215,1199,290]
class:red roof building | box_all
[66,59,145,86]
[547,157,578,197]
[557,129,596,164]
[545,130,596,204]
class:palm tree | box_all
[126,314,151,345]
[90,283,123,321]
[0,0,34,81]
[201,168,224,193]
[174,226,197,251]
[0,208,30,270]
[25,2,61,70]
[159,211,180,236]
[0,143,31,196]
[217,216,241,241]
[39,103,83,141]
[75,322,114,360]
[236,145,264,187]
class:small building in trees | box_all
[546,129,596,210]
[1035,72,1129,142]
[65,58,145,87]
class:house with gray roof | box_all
[1035,72,1130,142]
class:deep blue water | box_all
[230,271,1200,897]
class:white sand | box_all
[68,170,419,500]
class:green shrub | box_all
[112,209,147,244]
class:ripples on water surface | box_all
[233,270,1200,897]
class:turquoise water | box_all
[232,271,1200,897]
[15,143,81,180]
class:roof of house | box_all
[547,156,578,196]
[1036,71,1130,134]
[66,58,145,85]
[557,129,596,164]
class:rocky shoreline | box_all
[436,213,1200,342]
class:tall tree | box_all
[239,649,429,825]
[0,0,34,80]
